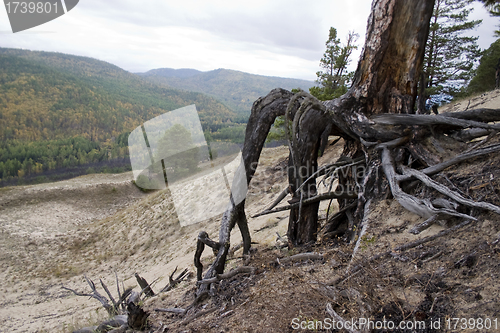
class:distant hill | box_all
[144,68,203,78]
[139,68,316,117]
[0,48,237,185]
[0,48,236,142]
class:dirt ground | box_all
[0,91,499,332]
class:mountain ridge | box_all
[138,67,316,116]
[0,47,237,142]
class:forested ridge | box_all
[139,67,315,119]
[0,48,238,185]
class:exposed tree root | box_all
[400,165,500,214]
[191,0,499,309]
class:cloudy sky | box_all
[1,0,497,81]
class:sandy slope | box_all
[1,90,499,332]
[439,89,500,113]
[0,146,295,332]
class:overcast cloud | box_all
[0,0,497,80]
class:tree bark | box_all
[286,92,334,246]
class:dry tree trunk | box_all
[194,0,435,293]
[285,91,336,246]
[194,0,500,297]
[320,0,436,239]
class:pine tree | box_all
[483,1,500,36]
[310,28,358,101]
[468,38,500,93]
[422,0,482,97]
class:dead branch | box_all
[116,288,133,309]
[251,191,357,218]
[396,218,474,252]
[421,250,443,263]
[180,306,217,325]
[326,303,361,333]
[195,205,238,297]
[373,113,500,131]
[197,266,256,285]
[100,278,117,309]
[400,166,500,215]
[463,130,498,153]
[320,200,358,237]
[398,143,500,182]
[382,148,475,220]
[409,215,438,234]
[134,273,155,297]
[154,308,186,315]
[169,267,189,286]
[138,277,160,299]
[277,252,324,264]
[451,128,492,142]
[159,267,190,293]
[114,270,121,305]
[62,275,115,315]
[263,187,290,212]
[441,108,500,123]
[296,156,365,194]
[333,218,475,286]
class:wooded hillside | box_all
[139,68,315,119]
[0,48,238,185]
[0,48,237,142]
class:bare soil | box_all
[0,91,499,332]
